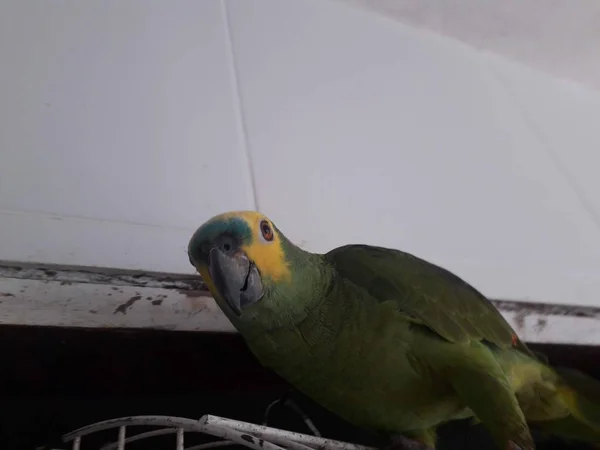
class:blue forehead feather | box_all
[193,216,253,246]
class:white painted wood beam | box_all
[1,261,599,345]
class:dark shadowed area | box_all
[0,326,598,450]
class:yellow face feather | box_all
[205,210,291,283]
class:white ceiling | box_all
[335,0,600,90]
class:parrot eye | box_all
[260,220,274,242]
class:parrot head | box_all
[187,211,325,330]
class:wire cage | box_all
[58,414,375,450]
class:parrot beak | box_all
[208,246,264,316]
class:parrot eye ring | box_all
[260,220,274,242]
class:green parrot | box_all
[187,211,600,450]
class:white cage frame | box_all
[60,414,375,450]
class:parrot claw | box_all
[262,391,321,437]
[384,435,434,450]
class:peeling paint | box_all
[182,289,210,298]
[0,274,235,332]
[113,295,142,315]
[492,299,600,319]
[534,317,548,333]
[513,310,527,331]
[0,261,206,293]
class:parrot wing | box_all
[324,244,533,356]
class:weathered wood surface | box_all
[1,261,599,345]
[0,261,234,332]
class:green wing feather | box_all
[324,244,533,355]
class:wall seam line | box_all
[485,60,600,237]
[220,0,260,211]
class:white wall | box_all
[2,0,600,311]
[338,0,600,92]
[0,0,254,273]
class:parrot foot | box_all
[262,390,321,437]
[383,435,434,450]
